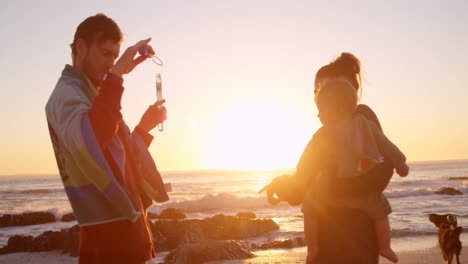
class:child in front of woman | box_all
[301,77,409,263]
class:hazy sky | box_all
[1,0,468,175]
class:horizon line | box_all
[1,158,467,177]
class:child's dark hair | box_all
[314,52,362,97]
[70,13,123,56]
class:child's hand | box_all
[259,183,281,205]
[396,163,409,177]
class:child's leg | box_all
[375,219,398,263]
[303,213,320,264]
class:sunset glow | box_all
[1,1,468,175]
[204,99,314,170]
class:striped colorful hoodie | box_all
[45,65,168,226]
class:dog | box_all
[429,213,463,264]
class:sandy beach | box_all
[215,235,468,263]
[213,246,467,264]
[1,239,466,264]
[0,247,465,264]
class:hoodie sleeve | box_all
[88,73,124,150]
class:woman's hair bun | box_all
[315,52,362,94]
[332,52,361,75]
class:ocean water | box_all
[1,160,468,250]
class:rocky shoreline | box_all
[0,209,306,263]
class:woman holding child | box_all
[262,53,409,263]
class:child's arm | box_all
[372,126,409,177]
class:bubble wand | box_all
[138,47,164,131]
[156,73,163,131]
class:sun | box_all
[203,99,316,170]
